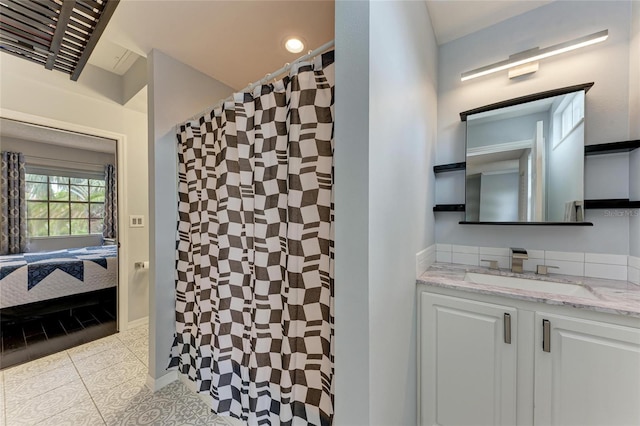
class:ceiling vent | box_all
[0,0,119,81]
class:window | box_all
[555,92,585,145]
[26,173,105,237]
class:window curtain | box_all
[103,164,117,239]
[170,51,334,425]
[1,151,27,255]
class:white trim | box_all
[467,139,532,157]
[482,169,519,176]
[468,159,520,176]
[0,108,130,332]
[146,370,177,391]
[128,316,149,329]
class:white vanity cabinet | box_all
[419,288,640,426]
[534,312,640,426]
[420,293,518,426]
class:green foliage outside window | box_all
[26,173,105,237]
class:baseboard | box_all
[127,316,149,330]
[146,370,177,391]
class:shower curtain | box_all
[170,51,334,425]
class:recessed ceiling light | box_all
[285,38,305,54]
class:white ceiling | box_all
[91,0,335,90]
[424,0,553,45]
[86,0,555,92]
[88,39,142,76]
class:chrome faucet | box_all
[510,248,528,273]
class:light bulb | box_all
[285,38,304,54]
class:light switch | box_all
[129,215,144,228]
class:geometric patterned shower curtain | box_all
[169,51,334,425]
[1,151,27,255]
[103,164,117,239]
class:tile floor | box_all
[0,323,231,425]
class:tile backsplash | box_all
[436,244,640,284]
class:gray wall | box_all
[518,149,530,221]
[335,1,438,424]
[479,172,519,222]
[467,112,548,149]
[435,1,635,255]
[334,0,370,423]
[630,1,640,258]
[368,1,437,423]
[466,174,481,222]
[147,49,234,381]
[631,149,640,257]
[630,0,640,141]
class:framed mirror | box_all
[462,84,593,224]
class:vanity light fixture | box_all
[285,37,305,54]
[461,29,609,82]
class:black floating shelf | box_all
[434,204,465,212]
[584,199,640,209]
[434,162,466,173]
[459,221,594,226]
[584,140,640,156]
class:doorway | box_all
[0,116,126,369]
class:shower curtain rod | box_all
[186,39,335,122]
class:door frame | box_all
[0,108,130,331]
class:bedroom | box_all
[0,119,120,368]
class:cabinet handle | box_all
[504,313,511,344]
[542,319,551,353]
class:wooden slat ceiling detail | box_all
[0,0,119,80]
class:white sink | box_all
[464,272,598,300]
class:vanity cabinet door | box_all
[420,293,517,426]
[534,312,640,426]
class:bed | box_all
[0,245,117,309]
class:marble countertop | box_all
[417,263,640,318]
